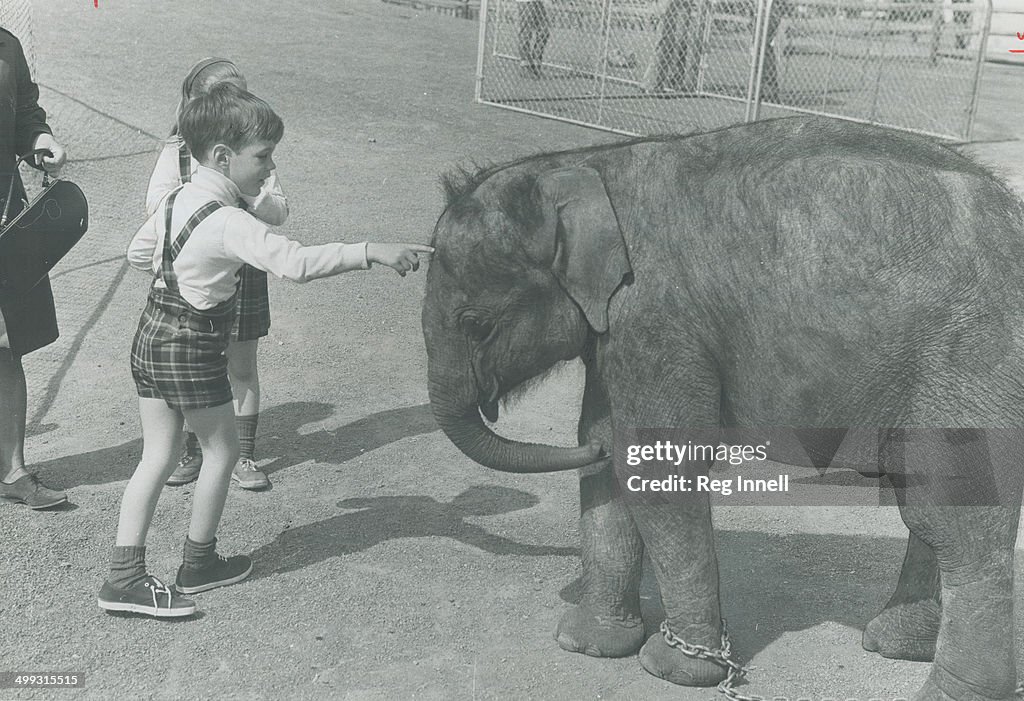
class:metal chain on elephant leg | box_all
[659,619,762,701]
[661,620,1024,700]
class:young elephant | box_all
[420,116,1024,700]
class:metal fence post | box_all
[475,0,490,102]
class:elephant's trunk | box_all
[427,364,604,474]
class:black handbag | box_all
[0,148,89,295]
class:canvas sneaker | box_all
[0,473,68,509]
[175,553,253,594]
[166,444,203,486]
[98,575,196,618]
[231,458,269,490]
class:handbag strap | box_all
[1,148,55,228]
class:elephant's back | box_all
[619,119,1024,427]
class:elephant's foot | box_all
[638,631,729,687]
[555,605,644,658]
[862,600,940,662]
[912,668,1019,701]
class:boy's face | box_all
[227,139,276,197]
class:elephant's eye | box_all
[460,316,494,342]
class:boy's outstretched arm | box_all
[367,243,434,277]
[224,213,433,282]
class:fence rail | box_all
[382,0,481,19]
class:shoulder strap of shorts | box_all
[159,189,222,290]
[159,187,182,286]
[169,201,223,262]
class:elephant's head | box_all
[422,163,633,473]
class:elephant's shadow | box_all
[248,485,579,581]
[560,527,908,661]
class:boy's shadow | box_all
[249,485,578,580]
[40,402,439,489]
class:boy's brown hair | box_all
[178,82,284,160]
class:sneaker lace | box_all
[23,473,48,494]
[144,576,173,610]
[238,459,258,472]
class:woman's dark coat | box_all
[0,28,57,356]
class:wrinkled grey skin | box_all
[421,116,1024,700]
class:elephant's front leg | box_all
[629,495,729,687]
[607,355,729,686]
[556,360,646,658]
[555,460,647,657]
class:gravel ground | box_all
[0,1,1022,699]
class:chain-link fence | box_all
[0,0,35,73]
[476,0,990,140]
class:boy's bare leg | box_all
[176,402,252,594]
[184,402,239,542]
[115,398,183,545]
[100,397,195,617]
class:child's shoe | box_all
[231,458,269,490]
[166,442,203,486]
[175,553,253,594]
[98,575,196,617]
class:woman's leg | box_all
[0,349,28,482]
[0,350,64,507]
[226,339,268,489]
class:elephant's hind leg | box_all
[893,429,1023,701]
[862,531,941,661]
[555,363,645,658]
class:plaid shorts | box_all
[232,264,270,342]
[131,286,236,410]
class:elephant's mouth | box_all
[474,365,502,423]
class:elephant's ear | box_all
[535,166,632,333]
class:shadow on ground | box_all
[249,485,578,580]
[34,401,439,489]
[558,527,908,679]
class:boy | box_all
[98,83,431,617]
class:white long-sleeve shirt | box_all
[128,166,368,310]
[145,137,289,226]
